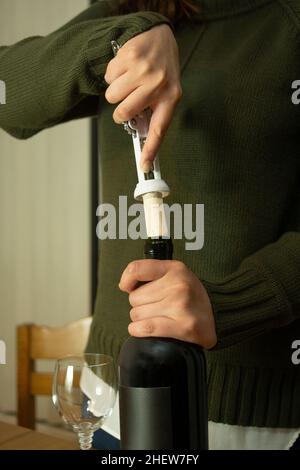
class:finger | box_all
[128,316,181,339]
[104,56,128,84]
[130,299,174,322]
[140,99,177,172]
[119,259,173,293]
[112,85,155,124]
[105,72,139,104]
[128,277,169,307]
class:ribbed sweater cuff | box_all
[87,12,173,88]
[203,255,294,350]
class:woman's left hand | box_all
[119,259,217,349]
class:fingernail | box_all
[141,161,152,173]
[127,263,135,274]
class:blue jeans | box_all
[93,428,120,450]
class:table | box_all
[0,421,78,450]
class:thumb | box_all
[119,259,173,293]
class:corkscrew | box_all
[111,40,170,202]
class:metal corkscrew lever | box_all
[110,40,170,201]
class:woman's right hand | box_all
[104,24,182,172]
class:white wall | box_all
[0,0,91,421]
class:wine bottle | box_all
[118,237,208,450]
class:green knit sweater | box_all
[1,0,300,428]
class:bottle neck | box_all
[144,237,173,260]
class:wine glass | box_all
[52,353,117,450]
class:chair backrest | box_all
[17,317,92,429]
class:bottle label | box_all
[119,385,172,450]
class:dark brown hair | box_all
[118,0,200,23]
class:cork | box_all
[142,192,169,238]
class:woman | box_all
[0,0,300,450]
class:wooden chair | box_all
[17,317,92,429]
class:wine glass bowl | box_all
[52,353,117,450]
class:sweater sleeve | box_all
[203,231,300,349]
[0,1,171,139]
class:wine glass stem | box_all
[78,430,94,450]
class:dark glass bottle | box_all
[118,237,208,450]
